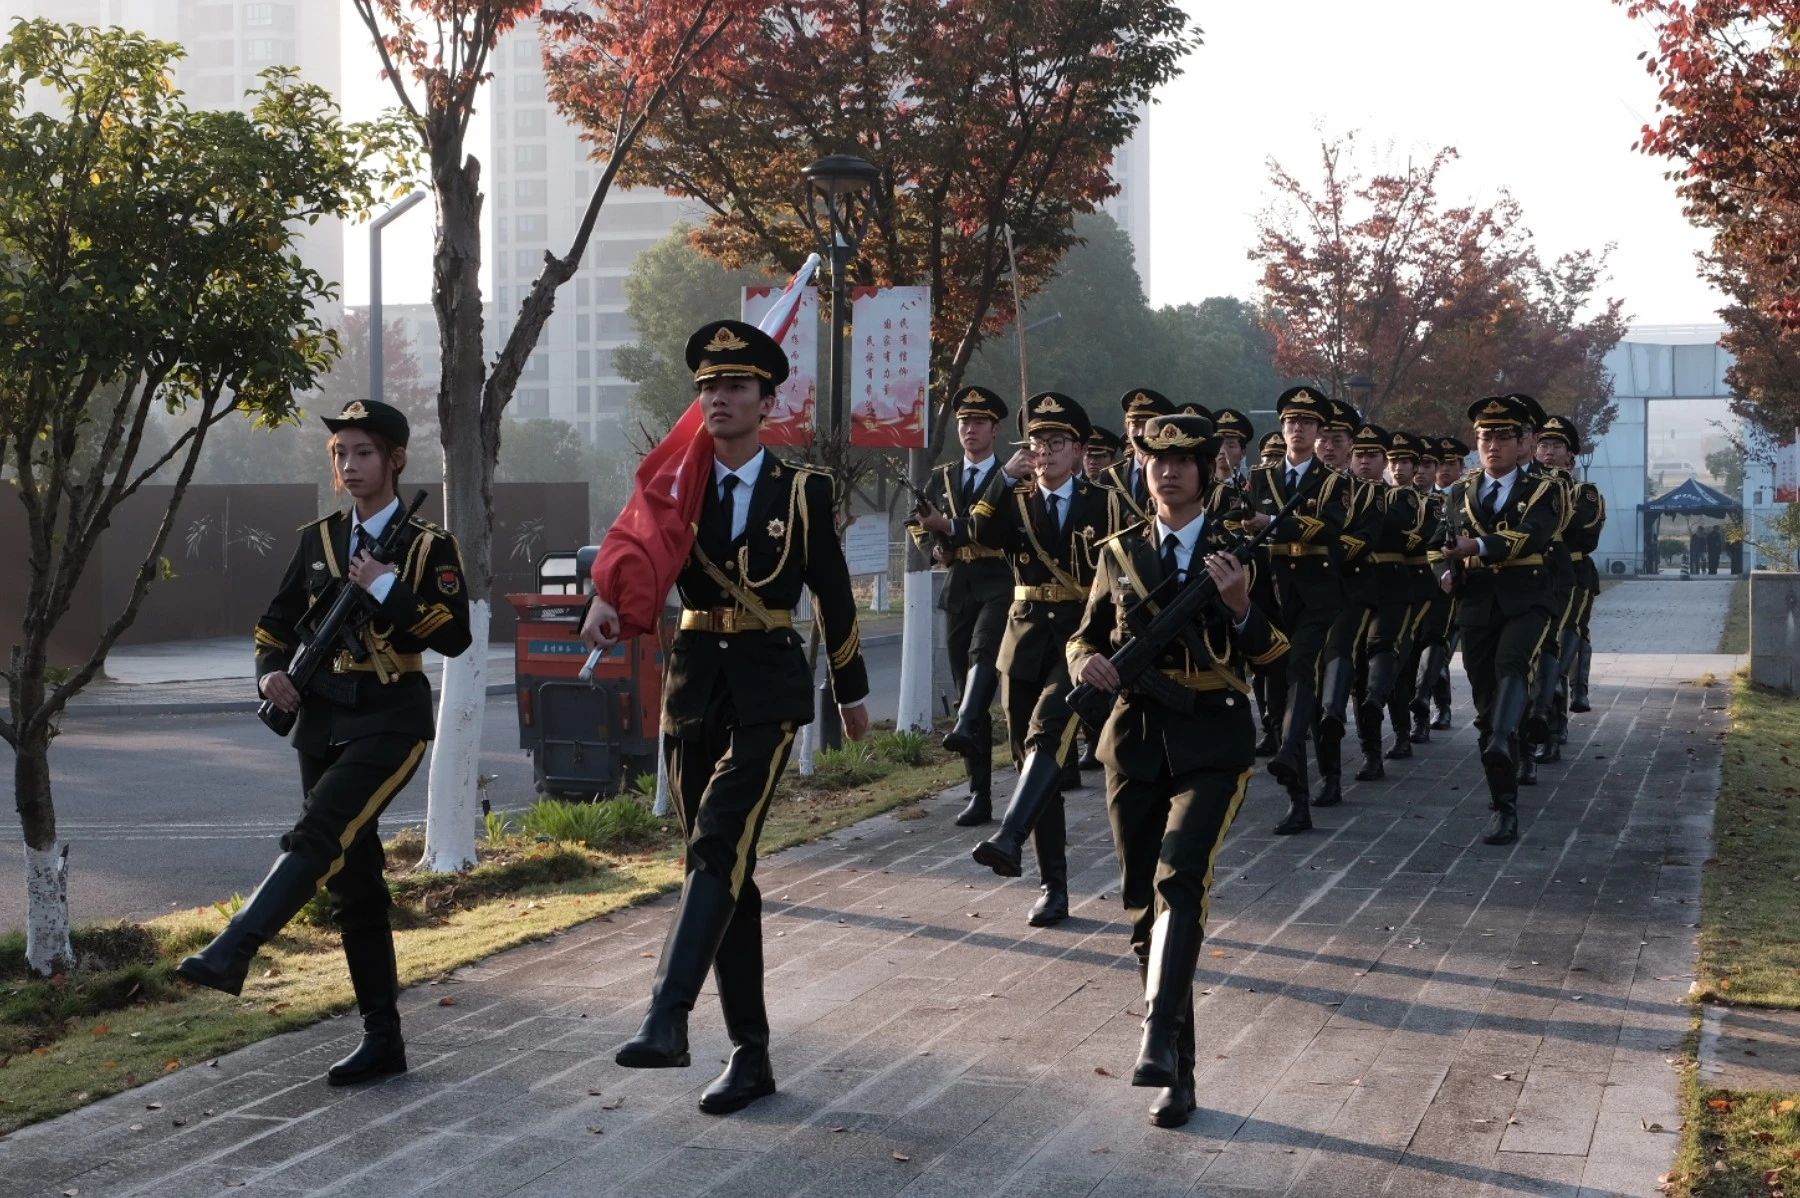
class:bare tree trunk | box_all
[421,154,489,873]
[16,716,71,974]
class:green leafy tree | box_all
[0,21,408,975]
[1152,297,1288,415]
[613,224,776,433]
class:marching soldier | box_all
[581,320,870,1114]
[1345,424,1426,781]
[1242,387,1357,833]
[179,399,472,1088]
[1313,400,1381,809]
[1415,434,1472,734]
[1068,413,1288,1128]
[966,392,1120,925]
[1212,408,1254,487]
[1533,415,1606,750]
[1250,430,1289,755]
[1380,431,1437,759]
[1432,396,1563,846]
[913,386,1012,825]
[1508,395,1572,787]
[1098,389,1177,526]
[1083,424,1124,481]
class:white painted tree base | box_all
[421,599,488,873]
[894,569,936,732]
[25,842,72,975]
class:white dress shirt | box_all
[349,496,401,603]
[1037,476,1076,530]
[712,449,767,543]
[1153,513,1206,582]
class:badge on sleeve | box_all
[436,567,462,596]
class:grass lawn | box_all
[1719,577,1749,654]
[1667,676,1800,1195]
[0,728,969,1135]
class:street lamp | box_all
[369,190,427,403]
[1345,373,1375,417]
[803,153,880,437]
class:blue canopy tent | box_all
[1641,477,1741,574]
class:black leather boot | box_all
[1516,749,1538,786]
[178,853,320,996]
[616,870,737,1068]
[1148,991,1197,1128]
[1267,680,1316,793]
[1356,652,1398,729]
[1569,639,1593,713]
[1026,797,1069,927]
[1482,677,1529,777]
[327,929,407,1086]
[1409,695,1432,743]
[973,748,1066,878]
[1133,911,1205,1090]
[1317,655,1354,742]
[1385,692,1415,759]
[699,884,775,1114]
[1431,670,1453,730]
[943,663,999,757]
[1353,702,1385,781]
[1272,785,1312,835]
[1059,763,1083,792]
[1313,724,1345,806]
[1525,651,1559,747]
[1483,788,1519,846]
[954,712,994,825]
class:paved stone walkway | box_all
[4,583,1730,1196]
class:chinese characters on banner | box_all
[739,284,819,447]
[849,286,930,449]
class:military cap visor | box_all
[1119,388,1175,419]
[1386,430,1424,460]
[1350,422,1391,453]
[1259,431,1288,454]
[1327,400,1360,432]
[1024,391,1092,443]
[1131,413,1219,460]
[685,319,790,388]
[1438,435,1471,458]
[953,385,1008,422]
[1085,426,1124,453]
[322,398,410,447]
[1507,393,1548,431]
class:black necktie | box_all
[1286,467,1300,495]
[1160,532,1181,584]
[963,466,980,505]
[1482,478,1501,519]
[720,475,741,541]
[351,525,370,566]
[1045,492,1063,535]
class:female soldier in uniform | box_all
[179,398,472,1087]
[1069,413,1287,1127]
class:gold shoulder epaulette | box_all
[297,511,338,532]
[788,460,830,477]
[407,516,447,535]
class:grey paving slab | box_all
[3,581,1730,1197]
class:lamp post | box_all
[1345,373,1375,418]
[802,153,879,752]
[368,190,427,403]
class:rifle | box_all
[1064,488,1307,731]
[257,490,430,737]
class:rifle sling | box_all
[1104,538,1250,697]
[687,534,785,631]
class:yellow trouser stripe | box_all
[1056,717,1082,765]
[729,723,796,897]
[1200,767,1255,931]
[320,740,427,887]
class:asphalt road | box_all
[0,638,902,930]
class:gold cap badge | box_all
[339,401,368,420]
[1035,396,1066,414]
[704,327,751,354]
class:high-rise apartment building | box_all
[13,0,345,292]
[487,22,702,444]
[1099,105,1152,295]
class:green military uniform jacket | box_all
[663,456,870,737]
[1431,469,1564,625]
[254,507,473,754]
[970,469,1120,679]
[1067,517,1288,780]
[907,460,1011,609]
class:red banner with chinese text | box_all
[849,286,930,449]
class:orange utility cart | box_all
[505,548,667,797]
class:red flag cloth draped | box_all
[590,254,821,639]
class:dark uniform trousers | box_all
[1107,764,1255,957]
[1002,599,1083,869]
[293,735,429,933]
